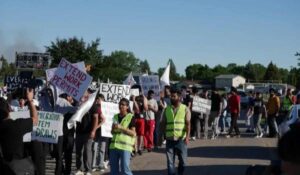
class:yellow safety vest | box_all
[165,104,187,139]
[109,113,135,152]
[282,96,293,111]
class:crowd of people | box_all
[0,82,299,175]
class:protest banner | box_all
[10,111,31,142]
[10,111,64,143]
[4,74,35,93]
[192,96,211,115]
[139,75,160,100]
[32,111,64,144]
[67,90,98,129]
[99,83,130,103]
[101,102,119,138]
[130,88,140,97]
[46,61,85,82]
[50,59,92,101]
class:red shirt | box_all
[229,94,240,114]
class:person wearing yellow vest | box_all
[159,88,191,175]
[281,88,295,114]
[109,98,136,175]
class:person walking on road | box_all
[159,88,191,175]
[266,88,280,138]
[109,98,136,175]
[226,87,241,138]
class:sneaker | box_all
[191,137,196,141]
[138,150,142,155]
[92,168,98,172]
[162,140,166,145]
[104,161,109,169]
[225,134,231,138]
[235,134,241,138]
[73,170,84,175]
[99,166,106,172]
[259,133,264,138]
[85,172,92,175]
[210,136,216,140]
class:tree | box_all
[243,61,256,81]
[264,62,281,82]
[168,59,180,81]
[0,55,16,77]
[252,63,266,82]
[96,51,141,83]
[295,52,300,67]
[185,64,200,80]
[139,59,151,74]
[46,37,103,67]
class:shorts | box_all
[135,118,145,136]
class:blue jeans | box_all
[166,140,188,175]
[109,149,132,175]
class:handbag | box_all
[6,157,35,175]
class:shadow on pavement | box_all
[102,164,251,175]
[188,146,276,160]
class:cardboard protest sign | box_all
[4,75,35,93]
[99,83,130,103]
[192,96,211,115]
[10,111,32,142]
[46,61,85,82]
[101,102,119,138]
[50,59,92,101]
[130,88,140,97]
[139,75,160,100]
[32,111,64,144]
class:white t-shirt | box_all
[145,98,158,120]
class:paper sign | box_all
[101,102,120,138]
[130,88,140,97]
[139,75,160,100]
[50,59,93,101]
[99,83,130,103]
[10,111,32,142]
[32,111,64,144]
[192,96,211,115]
[46,61,85,82]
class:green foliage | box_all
[46,37,102,67]
[264,62,281,82]
[139,59,151,74]
[95,51,141,83]
[0,55,17,77]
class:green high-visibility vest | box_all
[165,104,187,138]
[109,113,135,152]
[282,96,293,111]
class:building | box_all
[215,74,246,89]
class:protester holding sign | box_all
[74,90,99,175]
[133,94,148,155]
[0,89,38,175]
[109,98,136,175]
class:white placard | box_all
[31,111,64,144]
[50,59,93,101]
[99,83,130,103]
[101,102,120,138]
[192,96,211,115]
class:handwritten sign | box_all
[139,75,160,100]
[32,111,64,144]
[50,59,92,101]
[101,102,119,138]
[46,61,85,82]
[4,75,34,93]
[192,96,211,115]
[99,83,130,103]
[130,88,140,97]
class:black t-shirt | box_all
[76,104,98,134]
[211,93,222,111]
[253,98,264,115]
[117,114,135,129]
[0,118,33,161]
